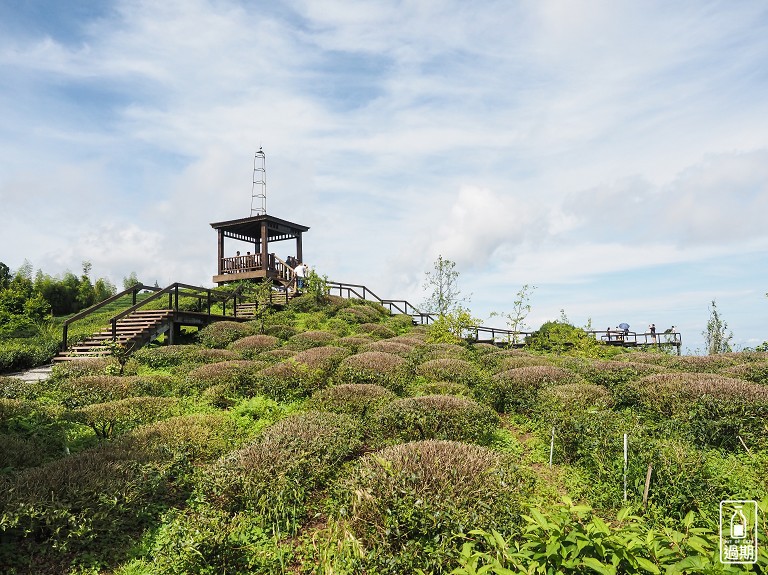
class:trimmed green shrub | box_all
[494,355,552,372]
[414,343,471,362]
[412,381,473,398]
[336,305,382,324]
[197,321,256,348]
[360,339,414,357]
[132,344,237,369]
[355,323,396,340]
[0,398,67,458]
[472,342,499,355]
[0,336,60,372]
[307,384,396,422]
[55,374,174,408]
[50,357,119,380]
[292,345,351,374]
[201,412,362,528]
[538,383,614,411]
[416,358,484,386]
[334,351,409,394]
[264,323,299,340]
[250,360,327,401]
[228,334,281,356]
[151,506,289,575]
[0,375,39,400]
[474,365,581,414]
[336,335,375,353]
[121,412,248,463]
[64,396,182,439]
[721,360,768,385]
[186,360,268,394]
[478,348,538,370]
[256,348,296,363]
[338,440,534,573]
[386,313,416,332]
[375,395,499,444]
[285,330,338,351]
[0,432,45,470]
[391,334,427,347]
[633,372,768,450]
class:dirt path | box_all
[4,364,54,382]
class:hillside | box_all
[0,293,766,574]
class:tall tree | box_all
[422,255,468,317]
[703,299,733,355]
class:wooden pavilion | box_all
[210,214,309,287]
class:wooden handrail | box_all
[61,283,159,350]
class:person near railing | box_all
[294,262,308,290]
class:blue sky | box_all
[2,0,768,352]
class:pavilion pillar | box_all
[217,230,224,275]
[296,233,303,264]
[260,221,269,271]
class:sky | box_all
[1,0,768,353]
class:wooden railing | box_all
[61,283,160,350]
[220,253,273,274]
[327,280,682,351]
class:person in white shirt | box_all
[294,262,307,290]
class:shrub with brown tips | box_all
[334,351,409,394]
[360,339,414,357]
[375,394,499,444]
[416,358,483,386]
[64,396,182,439]
[339,440,533,571]
[228,334,281,355]
[186,360,268,394]
[56,374,174,408]
[285,330,338,351]
[307,383,396,421]
[355,323,396,340]
[197,321,257,348]
[474,365,581,414]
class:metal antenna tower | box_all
[250,147,266,216]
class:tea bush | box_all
[55,374,175,408]
[0,437,193,570]
[0,432,45,469]
[477,348,535,370]
[412,381,473,398]
[201,412,362,529]
[131,344,236,369]
[186,360,268,394]
[386,313,416,332]
[375,395,500,444]
[336,334,374,352]
[0,375,39,399]
[307,383,396,422]
[285,330,338,351]
[494,355,552,372]
[264,323,299,340]
[416,358,484,386]
[336,305,381,324]
[228,334,281,357]
[256,348,296,363]
[150,506,289,575]
[250,360,327,400]
[355,323,396,340]
[334,351,410,394]
[65,396,182,439]
[474,366,581,414]
[337,440,534,573]
[0,336,60,372]
[0,398,67,458]
[414,342,472,362]
[538,383,615,411]
[360,339,414,357]
[50,357,119,380]
[721,360,768,385]
[197,321,256,348]
[291,345,351,375]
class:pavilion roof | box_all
[209,214,310,243]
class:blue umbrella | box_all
[618,323,630,330]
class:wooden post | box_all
[642,463,653,508]
[217,230,224,276]
[260,221,268,272]
[296,232,303,264]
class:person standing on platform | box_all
[650,323,656,343]
[294,261,307,291]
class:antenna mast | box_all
[251,147,266,216]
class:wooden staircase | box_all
[55,309,174,361]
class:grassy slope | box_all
[1,295,767,574]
